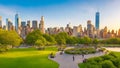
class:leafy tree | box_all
[25,29,42,45]
[82,36,92,46]
[0,29,22,52]
[43,34,56,45]
[0,30,22,47]
[55,32,69,45]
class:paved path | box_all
[105,47,120,52]
[50,52,104,68]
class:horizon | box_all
[0,0,120,30]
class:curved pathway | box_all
[50,52,104,68]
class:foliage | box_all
[55,32,68,45]
[79,52,120,68]
[43,34,56,45]
[0,30,22,47]
[65,47,96,55]
[101,60,116,68]
[25,29,43,45]
[0,29,22,52]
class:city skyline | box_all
[0,0,120,30]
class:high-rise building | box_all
[3,25,6,30]
[39,16,45,33]
[87,20,94,38]
[6,18,13,31]
[27,20,32,28]
[95,12,100,30]
[21,21,26,28]
[0,16,2,28]
[15,14,21,32]
[32,20,38,30]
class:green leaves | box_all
[0,29,22,46]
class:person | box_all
[73,55,75,61]
[82,54,84,58]
[83,58,87,63]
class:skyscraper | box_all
[6,18,13,31]
[39,16,45,33]
[27,20,32,28]
[0,16,2,28]
[15,14,21,32]
[95,12,100,30]
[32,20,38,30]
[21,21,26,28]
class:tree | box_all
[55,32,69,45]
[82,36,92,46]
[25,29,43,46]
[92,38,99,48]
[35,36,47,50]
[0,30,22,47]
[0,29,22,52]
[43,34,56,45]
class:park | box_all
[1,29,120,68]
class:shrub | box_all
[101,60,116,68]
[101,55,115,60]
[111,58,120,68]
[65,47,96,55]
[86,63,101,68]
[109,52,118,58]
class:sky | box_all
[0,0,120,30]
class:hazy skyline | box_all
[0,0,120,30]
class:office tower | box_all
[6,18,13,31]
[95,12,100,30]
[0,16,2,28]
[21,21,26,28]
[3,25,6,30]
[87,20,94,38]
[103,26,108,38]
[27,20,32,28]
[15,14,21,32]
[73,26,78,36]
[39,16,45,33]
[32,20,38,30]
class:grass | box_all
[0,46,59,68]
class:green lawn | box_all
[0,46,59,68]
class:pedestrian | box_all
[73,55,75,61]
[82,54,84,58]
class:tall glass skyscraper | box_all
[15,14,21,31]
[95,12,100,30]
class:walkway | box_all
[50,52,104,68]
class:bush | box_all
[101,55,115,60]
[86,57,103,64]
[111,58,120,68]
[79,52,120,68]
[109,52,118,58]
[86,63,101,68]
[65,47,96,55]
[101,60,116,68]
[0,44,11,53]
